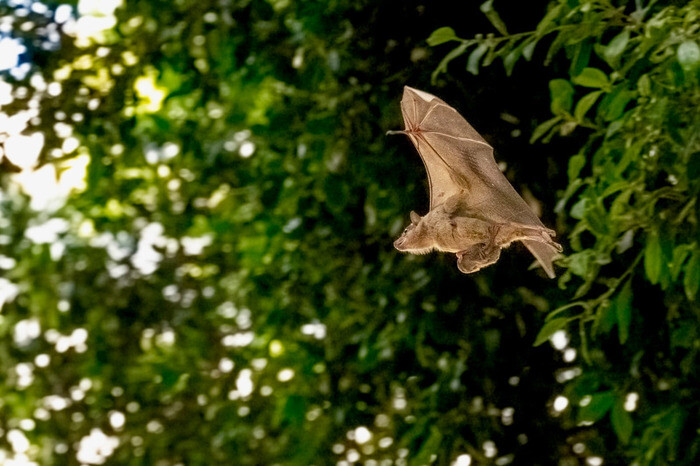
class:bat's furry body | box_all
[392,86,562,277]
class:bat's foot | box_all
[456,242,501,274]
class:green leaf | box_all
[584,202,609,237]
[549,79,574,115]
[677,40,700,70]
[684,251,699,301]
[574,90,603,122]
[534,317,569,346]
[613,147,636,178]
[522,39,537,61]
[567,154,586,181]
[600,87,634,121]
[602,29,630,68]
[637,74,651,96]
[605,119,624,138]
[671,61,686,87]
[597,301,617,334]
[503,47,521,76]
[467,43,489,75]
[530,116,562,143]
[611,400,634,444]
[572,68,610,88]
[644,231,662,285]
[431,42,469,83]
[670,245,691,280]
[613,281,632,344]
[503,37,534,75]
[536,4,563,34]
[427,27,459,46]
[480,0,508,35]
[570,198,586,220]
[578,391,615,423]
[546,30,570,65]
[412,426,444,465]
[567,250,594,278]
[481,42,499,67]
[569,40,592,76]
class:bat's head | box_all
[394,211,433,254]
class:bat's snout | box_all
[393,236,407,251]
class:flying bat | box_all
[390,86,562,277]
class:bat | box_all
[390,86,562,277]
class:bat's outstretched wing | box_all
[400,87,495,211]
[399,86,560,277]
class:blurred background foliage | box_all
[0,0,697,465]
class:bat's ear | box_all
[410,211,421,225]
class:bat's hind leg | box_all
[494,224,562,251]
[456,241,501,274]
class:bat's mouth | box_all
[394,237,433,255]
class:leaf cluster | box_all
[430,0,699,464]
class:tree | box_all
[429,0,699,463]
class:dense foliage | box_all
[429,0,699,463]
[0,0,697,465]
